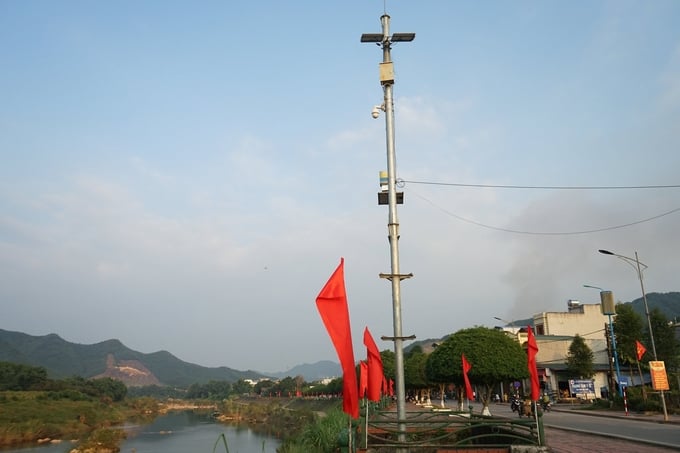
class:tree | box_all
[91,377,127,402]
[254,379,275,396]
[614,303,647,399]
[648,308,679,374]
[380,349,395,381]
[566,335,594,379]
[404,350,430,404]
[614,303,644,365]
[231,378,253,396]
[425,327,528,414]
[0,362,48,391]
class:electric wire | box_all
[407,187,680,236]
[402,180,680,190]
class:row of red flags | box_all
[316,259,650,419]
[315,259,544,418]
[315,259,392,418]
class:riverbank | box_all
[0,391,156,450]
[0,392,341,452]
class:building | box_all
[531,300,612,399]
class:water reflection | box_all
[122,411,280,453]
[1,411,280,453]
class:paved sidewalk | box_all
[405,401,679,452]
[545,427,679,453]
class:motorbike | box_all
[510,396,525,417]
[541,399,552,412]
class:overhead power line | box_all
[401,179,680,190]
[408,190,680,236]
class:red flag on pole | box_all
[635,340,647,362]
[388,379,394,397]
[461,354,474,401]
[526,326,540,401]
[363,327,384,402]
[315,258,359,418]
[359,361,368,399]
[382,375,388,395]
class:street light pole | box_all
[362,15,415,450]
[598,249,668,421]
[493,316,517,334]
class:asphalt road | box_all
[487,402,680,451]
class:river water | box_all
[1,411,281,453]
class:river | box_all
[1,411,281,453]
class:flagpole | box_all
[348,417,353,451]
[364,397,368,449]
[636,359,647,400]
[533,401,540,445]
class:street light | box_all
[598,249,668,421]
[493,316,517,333]
[583,285,623,397]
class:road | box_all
[488,402,680,452]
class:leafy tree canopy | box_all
[566,335,594,379]
[613,303,644,364]
[425,326,528,387]
[404,350,429,390]
[380,349,395,380]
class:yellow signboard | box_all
[649,361,670,391]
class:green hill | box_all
[0,329,266,387]
[628,292,680,321]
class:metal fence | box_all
[358,408,544,452]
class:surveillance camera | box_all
[371,107,380,119]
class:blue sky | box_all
[1,1,679,373]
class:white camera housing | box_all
[371,105,382,119]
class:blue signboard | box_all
[568,379,596,397]
[617,376,630,387]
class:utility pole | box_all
[362,14,415,450]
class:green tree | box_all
[614,303,648,399]
[380,349,395,381]
[566,335,594,379]
[91,377,127,402]
[0,362,48,391]
[254,379,275,396]
[425,327,527,414]
[648,308,679,375]
[231,378,253,396]
[614,303,644,364]
[404,350,430,403]
[271,376,297,396]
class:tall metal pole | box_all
[598,249,668,421]
[362,15,415,450]
[634,251,668,421]
[584,285,623,397]
[607,313,623,396]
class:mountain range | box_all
[0,329,322,387]
[1,293,676,387]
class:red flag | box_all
[388,378,394,397]
[315,258,359,418]
[526,326,540,401]
[382,375,388,395]
[363,327,384,402]
[359,361,368,399]
[461,354,474,401]
[636,340,647,362]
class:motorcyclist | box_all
[541,393,551,411]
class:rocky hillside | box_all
[0,329,266,387]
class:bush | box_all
[76,428,126,451]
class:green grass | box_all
[0,391,133,448]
